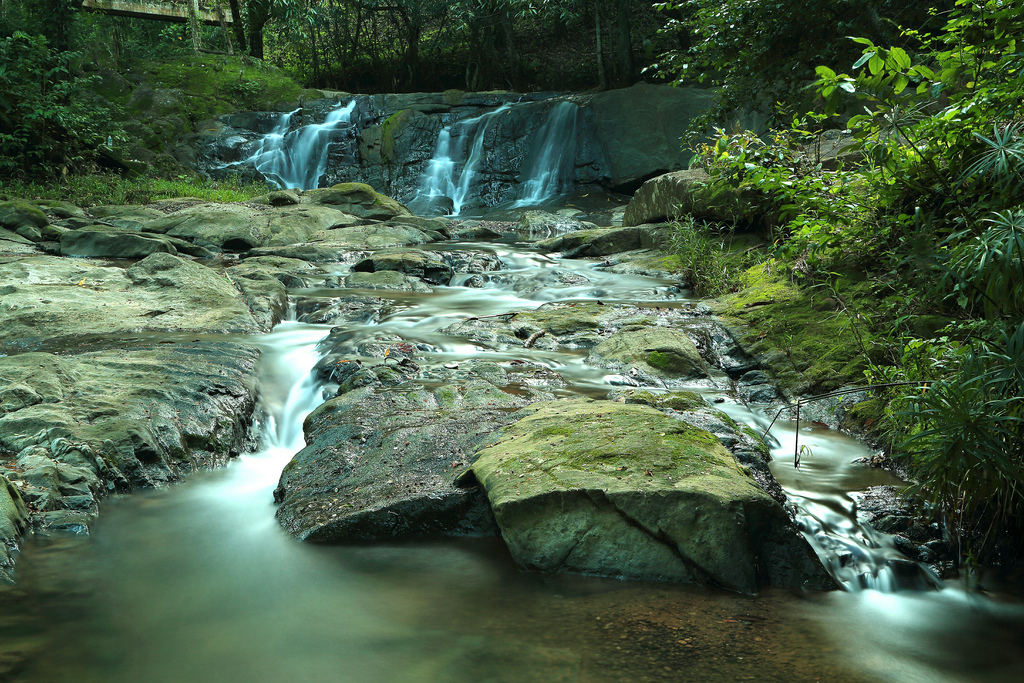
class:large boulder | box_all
[274,361,562,542]
[0,342,259,533]
[589,83,715,191]
[587,326,712,382]
[469,399,830,593]
[623,168,764,227]
[351,249,454,285]
[0,253,259,352]
[304,182,412,220]
[59,228,181,258]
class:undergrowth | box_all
[0,174,267,207]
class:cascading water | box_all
[5,236,1022,683]
[514,101,579,206]
[409,104,512,216]
[238,101,357,190]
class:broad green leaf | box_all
[893,74,909,94]
[869,54,884,75]
[853,52,875,69]
[891,47,912,70]
[815,65,837,79]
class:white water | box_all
[409,104,512,216]
[514,101,579,206]
[237,101,356,190]
[5,237,1023,683]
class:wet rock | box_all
[342,270,432,292]
[468,399,829,592]
[0,254,260,352]
[0,342,260,534]
[587,326,712,382]
[516,211,595,239]
[511,269,590,297]
[296,295,391,325]
[536,225,669,258]
[1,476,28,582]
[274,361,561,542]
[304,182,412,221]
[352,249,454,285]
[249,224,434,260]
[89,205,163,222]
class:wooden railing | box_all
[80,1,234,26]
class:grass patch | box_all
[0,174,267,208]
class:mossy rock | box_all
[470,399,829,592]
[0,200,49,230]
[712,262,875,395]
[304,183,411,221]
[588,327,710,380]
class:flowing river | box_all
[2,234,1022,683]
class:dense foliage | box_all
[686,0,1024,564]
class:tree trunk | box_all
[595,11,607,91]
[247,0,271,59]
[228,0,248,53]
[186,0,203,54]
[613,0,634,85]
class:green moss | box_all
[381,110,414,164]
[139,55,304,125]
[442,89,465,105]
[713,262,876,395]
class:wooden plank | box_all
[80,1,233,26]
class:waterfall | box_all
[240,101,357,190]
[409,104,512,216]
[514,101,578,206]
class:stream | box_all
[3,234,1023,683]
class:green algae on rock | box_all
[469,399,829,593]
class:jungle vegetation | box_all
[1,0,1021,568]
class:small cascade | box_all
[514,101,579,206]
[409,104,512,216]
[241,101,357,190]
[743,413,942,592]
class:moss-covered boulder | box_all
[469,399,829,593]
[352,249,454,285]
[304,182,412,221]
[342,270,432,292]
[0,200,49,232]
[623,169,764,227]
[273,361,563,542]
[587,326,712,381]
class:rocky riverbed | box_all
[1,183,837,592]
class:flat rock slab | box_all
[470,399,829,593]
[0,253,259,352]
[274,362,560,542]
[142,203,360,252]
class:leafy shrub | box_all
[0,31,121,178]
[893,323,1024,561]
[667,216,750,296]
